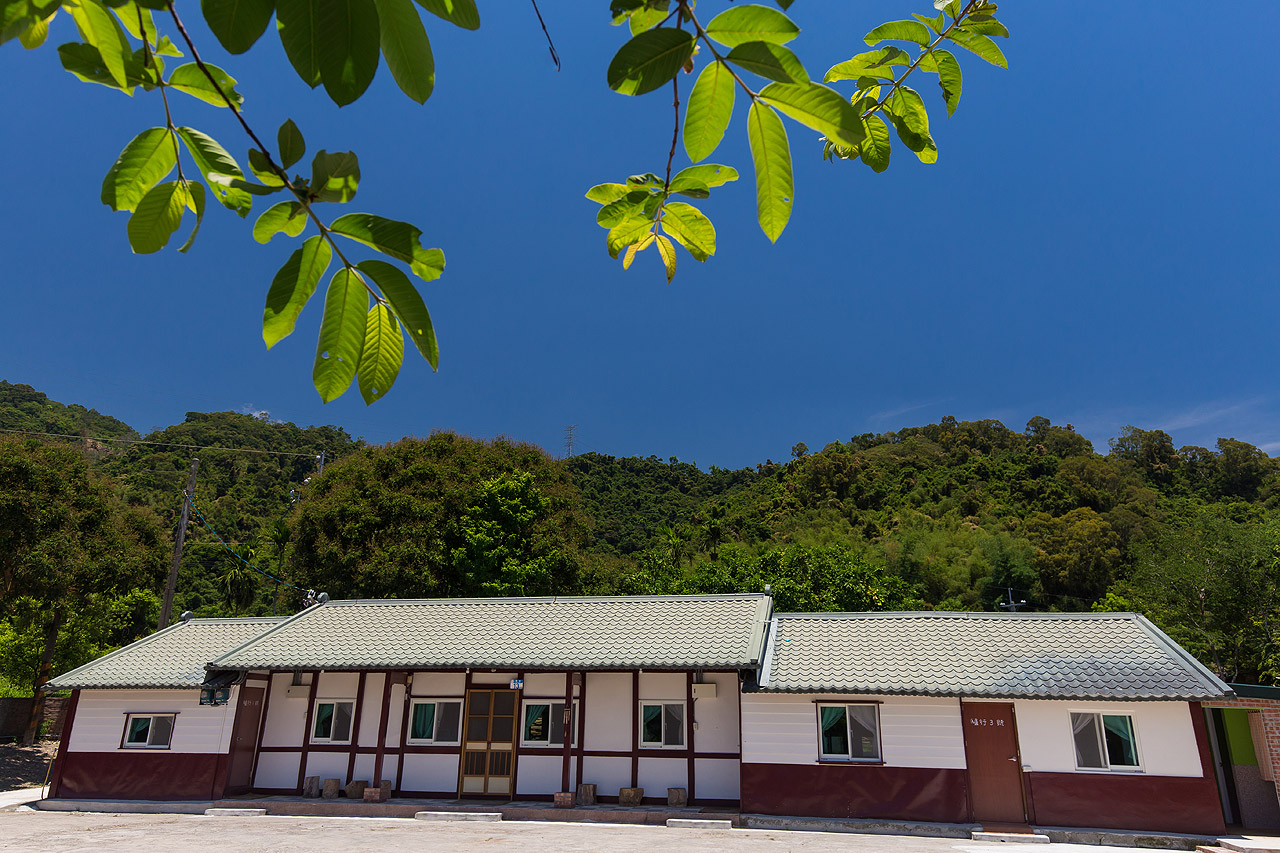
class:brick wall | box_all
[0,697,69,740]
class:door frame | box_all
[960,700,1028,824]
[458,688,519,798]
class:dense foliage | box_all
[5,383,1280,689]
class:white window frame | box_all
[519,699,578,748]
[817,702,882,762]
[638,701,686,749]
[1070,710,1143,773]
[406,698,463,745]
[310,699,356,745]
[121,713,176,749]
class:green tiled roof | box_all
[45,617,285,690]
[755,611,1231,700]
[210,594,773,672]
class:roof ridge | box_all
[321,593,772,607]
[41,619,190,690]
[774,610,1136,620]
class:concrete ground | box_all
[0,810,1190,853]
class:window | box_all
[407,699,462,744]
[521,701,577,747]
[1071,712,1140,771]
[122,714,175,749]
[639,702,685,748]
[311,700,355,744]
[818,704,880,761]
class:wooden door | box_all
[459,689,517,796]
[960,701,1026,823]
[225,686,265,793]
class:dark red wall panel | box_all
[741,763,970,823]
[57,752,223,801]
[1027,772,1226,835]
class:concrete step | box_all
[204,808,266,817]
[972,831,1050,844]
[1218,839,1280,853]
[666,819,733,829]
[414,811,502,821]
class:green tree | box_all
[0,436,166,742]
[1,0,1007,403]
[289,433,588,598]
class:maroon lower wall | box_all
[57,752,224,801]
[741,763,970,823]
[1028,772,1225,835]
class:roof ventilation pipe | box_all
[179,611,194,623]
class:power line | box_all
[187,493,305,593]
[0,427,322,458]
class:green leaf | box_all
[758,81,864,149]
[253,200,308,243]
[207,173,286,195]
[248,147,286,186]
[276,0,322,88]
[725,41,807,83]
[316,0,380,106]
[659,201,715,261]
[113,2,157,45]
[357,258,437,369]
[918,48,962,116]
[100,127,176,212]
[413,0,477,30]
[621,234,650,270]
[596,191,650,228]
[167,62,244,107]
[863,19,931,47]
[672,163,738,188]
[312,267,367,402]
[330,213,445,281]
[175,126,253,216]
[666,176,709,199]
[628,4,666,35]
[67,0,131,87]
[126,180,187,254]
[201,0,274,53]
[704,4,798,48]
[310,149,360,202]
[859,113,891,172]
[606,27,694,96]
[263,234,331,348]
[2,4,36,46]
[18,9,54,48]
[278,119,306,170]
[606,218,654,259]
[913,12,945,34]
[177,181,206,254]
[945,28,1007,68]
[374,0,433,104]
[654,234,676,283]
[960,18,1009,38]
[746,101,791,243]
[824,47,910,83]
[355,302,403,404]
[57,41,148,92]
[682,59,734,163]
[585,183,632,205]
[154,35,182,56]
[884,88,937,163]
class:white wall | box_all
[741,693,966,769]
[1009,698,1203,777]
[261,672,307,747]
[412,672,465,696]
[639,671,684,701]
[691,672,740,754]
[584,673,631,751]
[638,756,685,792]
[400,753,459,793]
[357,673,385,747]
[581,755,630,796]
[695,757,739,799]
[254,751,300,789]
[517,753,576,795]
[315,671,360,700]
[68,688,237,755]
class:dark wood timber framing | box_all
[248,673,274,791]
[560,672,573,792]
[371,671,398,785]
[294,672,320,792]
[346,671,368,783]
[46,688,80,799]
[394,676,414,795]
[574,670,587,790]
[686,672,696,804]
[510,670,525,800]
[630,670,640,788]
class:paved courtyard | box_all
[0,811,1168,853]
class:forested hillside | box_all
[3,382,1278,693]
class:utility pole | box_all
[158,457,199,630]
[564,425,577,458]
[998,587,1028,612]
[316,450,326,478]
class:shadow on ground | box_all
[0,743,56,789]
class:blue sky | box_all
[2,3,1277,468]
